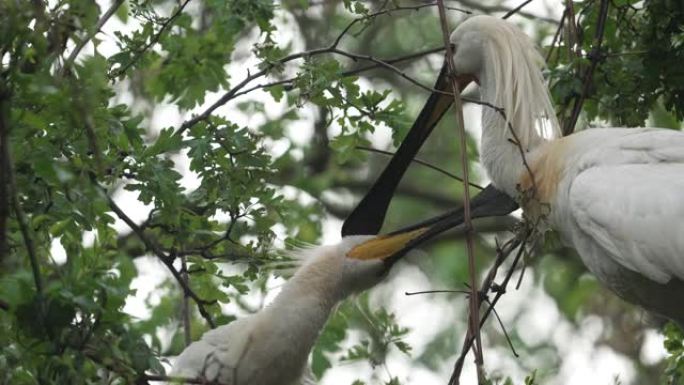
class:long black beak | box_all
[342,61,472,236]
[346,185,517,264]
[381,185,517,267]
[342,60,518,264]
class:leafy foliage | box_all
[549,0,684,127]
[0,1,683,385]
[664,323,684,384]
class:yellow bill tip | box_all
[347,228,428,260]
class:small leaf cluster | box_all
[663,323,684,385]
[312,294,411,383]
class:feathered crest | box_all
[468,16,561,148]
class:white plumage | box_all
[554,128,684,284]
[170,235,413,385]
[449,16,684,323]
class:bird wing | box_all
[569,162,684,284]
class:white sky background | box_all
[49,1,669,384]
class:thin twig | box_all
[502,0,536,19]
[330,47,453,96]
[355,145,484,190]
[483,298,519,357]
[462,96,538,195]
[110,0,193,78]
[181,255,192,347]
[8,154,43,295]
[545,10,567,63]
[0,83,9,263]
[333,3,470,49]
[405,289,470,296]
[174,5,463,137]
[563,0,610,135]
[61,0,126,76]
[435,1,484,383]
[449,229,531,382]
[232,46,447,99]
[143,374,230,385]
[443,0,559,24]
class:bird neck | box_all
[478,69,545,198]
[267,260,344,350]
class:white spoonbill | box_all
[345,15,684,326]
[170,230,427,385]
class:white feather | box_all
[169,236,383,385]
[553,128,684,283]
[451,16,684,322]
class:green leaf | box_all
[142,127,183,158]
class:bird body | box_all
[170,235,417,384]
[512,127,684,322]
[448,15,684,323]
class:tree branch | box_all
[331,179,461,208]
[449,228,531,381]
[180,256,192,347]
[174,4,465,137]
[231,46,447,99]
[502,0,535,20]
[545,10,567,63]
[105,193,217,328]
[110,0,193,78]
[8,152,43,295]
[143,374,230,385]
[61,0,126,75]
[435,1,484,383]
[355,145,485,190]
[0,82,9,264]
[563,0,610,135]
[447,0,559,24]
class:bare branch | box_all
[435,1,484,383]
[502,0,535,19]
[181,256,192,347]
[0,83,9,263]
[446,0,559,24]
[105,193,217,328]
[449,228,531,383]
[545,10,567,63]
[355,145,485,190]
[143,373,230,385]
[8,152,42,295]
[563,0,610,134]
[174,4,465,137]
[330,47,453,96]
[231,46,447,99]
[333,3,470,49]
[405,289,470,295]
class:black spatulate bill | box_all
[382,184,518,267]
[341,61,474,236]
[340,58,519,266]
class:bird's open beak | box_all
[341,61,475,237]
[346,185,518,264]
